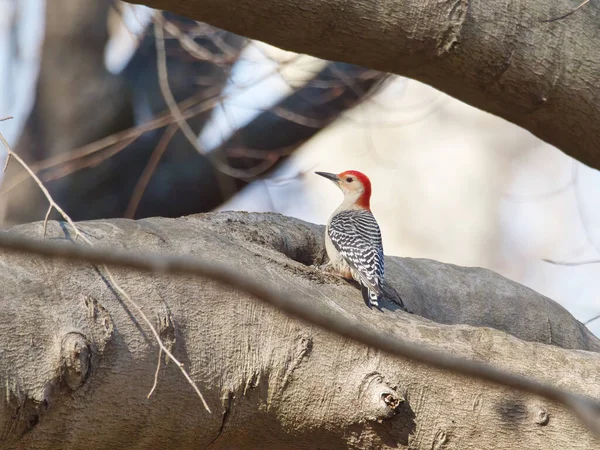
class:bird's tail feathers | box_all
[361,284,381,309]
[380,283,408,312]
[360,282,408,312]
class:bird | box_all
[315,170,385,308]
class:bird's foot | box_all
[317,262,338,275]
[311,262,347,284]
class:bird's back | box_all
[327,209,385,306]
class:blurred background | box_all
[0,0,598,336]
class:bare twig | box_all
[270,106,327,128]
[3,153,11,172]
[154,15,247,194]
[148,346,163,398]
[0,56,301,197]
[41,136,139,182]
[538,163,598,261]
[543,258,600,267]
[586,314,600,326]
[154,15,204,154]
[0,93,214,196]
[43,205,53,240]
[0,130,211,413]
[210,151,280,179]
[542,0,592,23]
[0,134,82,240]
[154,15,287,183]
[162,19,236,66]
[539,162,600,327]
[125,124,178,219]
[1,117,12,172]
[103,265,211,411]
[0,229,598,433]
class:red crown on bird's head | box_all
[338,170,371,210]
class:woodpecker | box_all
[316,170,385,308]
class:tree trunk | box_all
[129,0,600,171]
[0,0,134,224]
[0,211,598,449]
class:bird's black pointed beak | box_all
[315,171,339,183]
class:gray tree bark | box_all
[128,0,600,171]
[0,212,599,449]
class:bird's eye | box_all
[346,177,353,182]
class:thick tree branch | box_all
[1,211,600,448]
[0,219,599,428]
[128,0,600,170]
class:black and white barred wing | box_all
[328,209,385,297]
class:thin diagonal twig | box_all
[542,0,592,23]
[162,18,236,66]
[41,135,139,182]
[0,136,82,241]
[154,16,280,184]
[43,205,53,239]
[585,314,600,326]
[3,153,11,172]
[148,346,163,398]
[125,124,178,219]
[154,15,203,154]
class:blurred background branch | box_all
[0,2,385,223]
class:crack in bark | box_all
[208,391,234,447]
[281,335,313,391]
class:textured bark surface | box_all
[0,212,599,449]
[129,0,600,171]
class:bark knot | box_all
[432,428,448,449]
[60,332,91,391]
[534,406,550,426]
[156,309,176,364]
[359,372,404,423]
[438,0,469,55]
[83,295,113,354]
